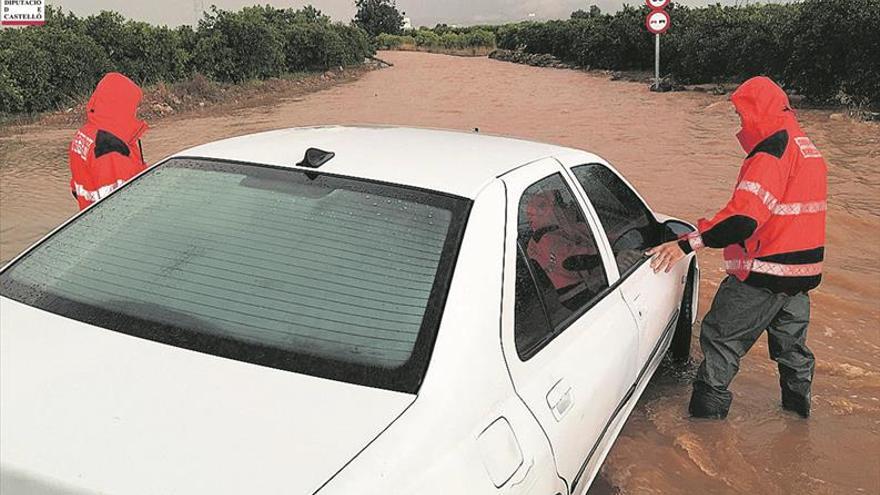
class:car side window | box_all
[571,164,659,275]
[515,174,609,346]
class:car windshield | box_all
[0,158,471,393]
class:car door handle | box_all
[623,290,648,325]
[632,292,645,318]
[546,379,574,421]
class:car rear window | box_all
[0,158,471,393]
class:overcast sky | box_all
[51,0,794,27]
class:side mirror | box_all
[660,219,696,243]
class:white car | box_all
[0,126,698,495]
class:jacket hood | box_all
[86,73,147,143]
[730,76,795,153]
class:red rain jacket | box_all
[525,191,603,293]
[69,73,148,210]
[679,76,827,294]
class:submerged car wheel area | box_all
[0,126,697,495]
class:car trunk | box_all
[0,298,414,495]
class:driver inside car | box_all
[525,190,605,310]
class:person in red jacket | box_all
[648,76,827,419]
[69,72,148,210]
[525,190,606,309]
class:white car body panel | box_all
[0,126,697,494]
[619,261,683,367]
[0,298,413,495]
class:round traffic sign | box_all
[645,10,671,34]
[646,0,670,10]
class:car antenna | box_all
[298,147,335,168]
[297,147,335,180]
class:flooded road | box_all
[1,51,878,494]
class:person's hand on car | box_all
[647,241,686,273]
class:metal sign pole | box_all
[655,33,660,88]
[645,1,670,90]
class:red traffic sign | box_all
[646,0,670,10]
[646,10,671,34]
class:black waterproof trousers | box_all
[689,276,814,418]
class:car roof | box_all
[172,126,578,198]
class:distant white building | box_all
[403,17,412,30]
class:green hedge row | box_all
[0,5,374,114]
[496,0,879,106]
[376,28,495,50]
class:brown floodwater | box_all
[1,51,878,494]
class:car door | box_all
[500,158,639,492]
[560,156,682,371]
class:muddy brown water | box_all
[1,51,878,494]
